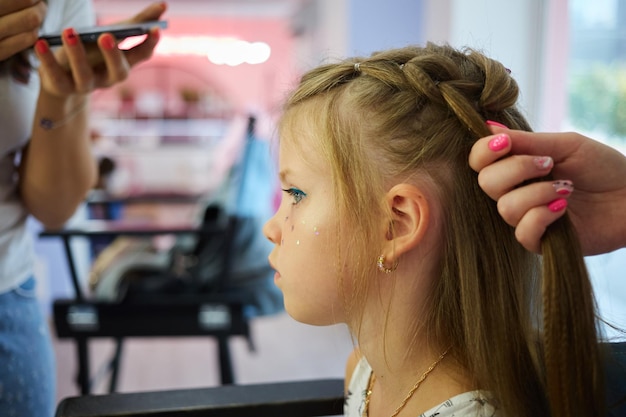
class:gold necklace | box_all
[362,347,451,417]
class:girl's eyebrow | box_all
[279,169,293,183]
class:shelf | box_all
[91,118,229,144]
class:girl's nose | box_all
[263,213,281,245]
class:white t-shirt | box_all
[0,0,95,293]
[344,357,500,417]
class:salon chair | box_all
[54,342,626,417]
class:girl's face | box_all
[263,128,345,326]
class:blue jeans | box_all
[0,277,55,417]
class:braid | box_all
[408,44,605,417]
[437,80,487,137]
[392,46,550,415]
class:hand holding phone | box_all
[33,2,167,99]
[39,20,168,47]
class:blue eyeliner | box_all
[282,187,306,204]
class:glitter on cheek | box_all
[313,226,320,236]
[296,240,300,245]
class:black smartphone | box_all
[39,20,168,46]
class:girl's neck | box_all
[355,288,473,416]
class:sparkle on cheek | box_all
[313,226,320,236]
[296,240,300,245]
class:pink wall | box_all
[93,16,300,117]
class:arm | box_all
[19,2,166,228]
[469,126,626,255]
[20,91,95,228]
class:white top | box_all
[344,357,500,417]
[0,0,95,293]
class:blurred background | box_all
[34,0,626,404]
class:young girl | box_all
[263,43,606,417]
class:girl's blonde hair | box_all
[279,43,604,417]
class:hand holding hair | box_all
[469,124,626,255]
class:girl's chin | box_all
[284,304,342,327]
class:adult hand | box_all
[469,124,626,255]
[0,0,47,61]
[33,1,166,97]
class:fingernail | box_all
[35,39,49,54]
[150,27,161,41]
[553,180,574,195]
[63,28,78,46]
[533,156,553,170]
[100,34,116,50]
[486,120,508,129]
[488,134,509,151]
[548,198,568,212]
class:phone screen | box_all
[40,20,167,46]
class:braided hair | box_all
[279,43,604,417]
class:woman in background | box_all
[0,1,166,415]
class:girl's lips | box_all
[268,260,281,282]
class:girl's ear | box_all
[380,183,430,262]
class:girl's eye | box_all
[282,187,307,205]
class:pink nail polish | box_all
[533,156,553,170]
[486,120,508,129]
[553,180,574,195]
[488,134,509,151]
[548,198,568,212]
